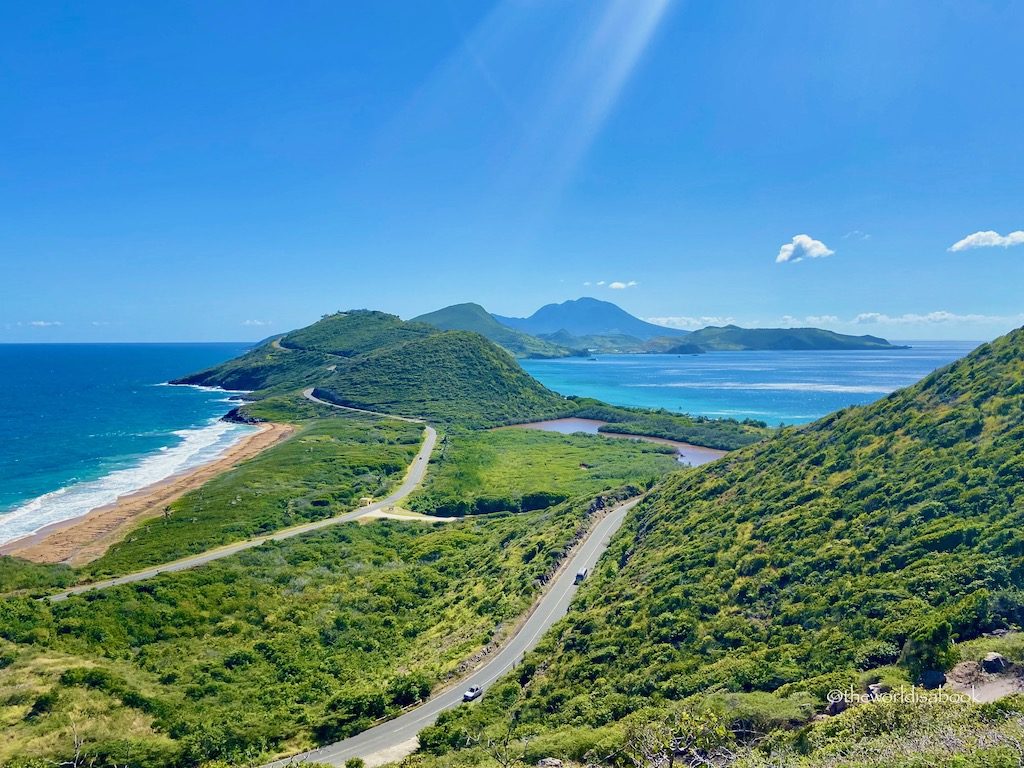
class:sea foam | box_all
[0,418,258,547]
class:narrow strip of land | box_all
[264,495,642,768]
[45,417,437,602]
[1,423,295,565]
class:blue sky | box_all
[1,0,1022,342]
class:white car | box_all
[462,685,483,702]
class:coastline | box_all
[0,422,294,565]
[506,417,728,466]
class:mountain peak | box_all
[493,297,688,340]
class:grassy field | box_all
[81,412,424,579]
[407,428,681,516]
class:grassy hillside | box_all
[175,310,571,426]
[407,428,680,516]
[314,331,570,427]
[281,310,435,356]
[412,303,577,358]
[0,497,611,768]
[686,324,903,351]
[416,325,1024,764]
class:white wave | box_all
[628,382,897,394]
[156,382,253,394]
[0,420,259,547]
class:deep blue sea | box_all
[521,341,979,426]
[0,343,255,546]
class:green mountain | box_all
[685,324,903,351]
[494,297,689,340]
[422,326,1024,757]
[174,310,569,426]
[411,303,578,358]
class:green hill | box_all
[412,303,577,358]
[174,310,570,427]
[421,325,1024,760]
[314,330,569,426]
[685,324,903,350]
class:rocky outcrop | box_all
[221,407,265,425]
[983,652,1009,674]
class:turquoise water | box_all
[521,341,979,425]
[0,343,255,546]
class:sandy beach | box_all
[0,422,295,566]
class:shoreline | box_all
[0,422,295,565]
[505,417,728,466]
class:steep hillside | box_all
[174,311,569,425]
[495,297,688,340]
[686,324,903,350]
[422,325,1024,758]
[412,303,577,358]
[313,331,569,426]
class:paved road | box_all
[302,388,424,424]
[265,496,642,767]
[47,415,437,602]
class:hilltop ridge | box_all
[174,310,570,427]
[411,303,578,358]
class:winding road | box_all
[43,386,645,768]
[264,496,641,768]
[46,401,437,602]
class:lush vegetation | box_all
[406,693,1024,767]
[411,326,1024,765]
[407,428,680,517]
[685,324,902,351]
[315,331,570,427]
[176,310,572,427]
[82,413,424,578]
[570,398,770,449]
[0,496,608,767]
[412,303,578,359]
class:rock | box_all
[537,760,563,768]
[867,683,890,700]
[982,652,1009,674]
[826,699,848,716]
[920,669,946,689]
[221,407,264,425]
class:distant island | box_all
[413,297,907,357]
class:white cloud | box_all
[596,280,606,286]
[776,234,835,264]
[242,319,272,327]
[843,230,871,240]
[948,230,1024,252]
[852,310,1023,326]
[608,280,638,290]
[646,315,736,330]
[582,281,592,286]
[19,320,62,328]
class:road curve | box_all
[303,388,424,424]
[265,496,642,768]
[46,415,437,602]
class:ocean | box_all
[521,341,979,425]
[0,340,978,548]
[0,343,256,547]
